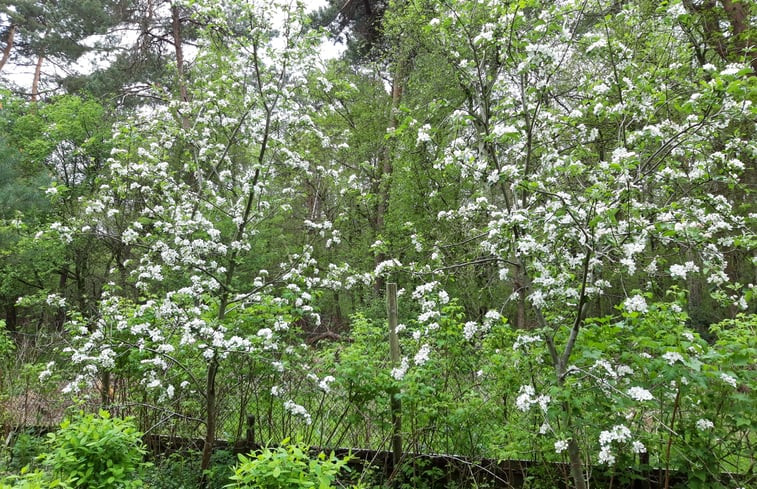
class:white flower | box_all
[318,375,335,393]
[513,334,541,351]
[257,328,273,340]
[537,394,551,412]
[599,425,632,445]
[283,400,312,425]
[616,365,634,377]
[627,386,654,402]
[416,123,432,145]
[414,344,431,366]
[631,441,646,454]
[516,385,535,412]
[463,321,478,340]
[696,418,714,431]
[598,445,615,465]
[720,65,741,76]
[554,439,569,454]
[391,357,409,380]
[623,294,648,313]
[720,373,737,388]
[662,351,684,365]
[669,261,699,280]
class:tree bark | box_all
[567,436,587,489]
[683,0,757,75]
[172,5,189,104]
[31,53,44,102]
[0,24,15,74]
[200,358,219,488]
[719,0,757,75]
[4,303,18,333]
[373,63,405,295]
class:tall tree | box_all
[384,1,754,486]
[0,0,125,99]
[60,0,330,480]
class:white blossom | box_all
[463,321,478,340]
[391,357,409,381]
[554,439,569,454]
[283,400,312,425]
[696,418,714,431]
[623,295,648,313]
[414,344,431,366]
[627,386,654,402]
[662,351,684,365]
[720,373,738,388]
[318,375,335,393]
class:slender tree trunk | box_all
[567,436,587,489]
[101,371,112,408]
[31,53,44,102]
[374,64,405,295]
[172,5,188,103]
[200,358,219,487]
[4,303,18,333]
[0,24,15,73]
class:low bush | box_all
[227,438,350,489]
[1,410,148,488]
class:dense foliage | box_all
[0,0,754,487]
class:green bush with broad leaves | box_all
[226,439,350,489]
[1,410,148,489]
[43,410,148,488]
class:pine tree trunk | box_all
[0,24,15,73]
[31,53,44,102]
[172,5,188,103]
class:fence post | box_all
[386,283,402,469]
[245,414,255,447]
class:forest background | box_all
[0,1,755,488]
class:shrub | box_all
[227,439,350,489]
[40,410,147,488]
[3,431,46,473]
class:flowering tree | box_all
[56,0,337,476]
[381,0,754,486]
[13,0,752,486]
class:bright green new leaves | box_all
[41,411,148,489]
[228,440,350,489]
[1,411,147,489]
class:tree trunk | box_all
[683,0,757,75]
[172,5,189,103]
[373,64,405,295]
[4,303,18,333]
[200,359,219,487]
[567,436,587,489]
[719,0,757,75]
[0,24,15,74]
[31,53,44,102]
